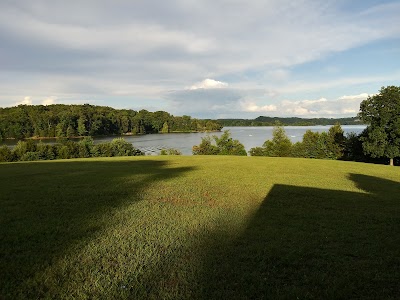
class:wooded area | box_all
[0,104,222,140]
[218,116,363,126]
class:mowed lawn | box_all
[1,156,399,299]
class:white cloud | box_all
[241,100,277,112]
[339,93,369,101]
[16,96,32,105]
[42,97,56,105]
[0,1,399,116]
[188,79,228,90]
[277,94,370,117]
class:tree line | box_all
[0,104,222,140]
[0,137,144,162]
[218,116,363,127]
[192,125,398,165]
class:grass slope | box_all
[1,156,399,299]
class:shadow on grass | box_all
[0,159,194,298]
[199,174,400,299]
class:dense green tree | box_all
[192,136,219,155]
[193,131,246,156]
[0,104,222,139]
[299,130,322,158]
[214,131,247,156]
[325,123,345,159]
[108,138,142,156]
[358,86,400,166]
[250,123,346,160]
[343,132,364,162]
[249,125,292,157]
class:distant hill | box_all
[218,116,363,126]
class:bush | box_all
[3,137,144,162]
[12,141,29,160]
[193,131,246,156]
[0,146,13,162]
[56,145,71,159]
[36,142,55,160]
[160,148,182,155]
[20,152,40,161]
[249,125,292,157]
[248,146,267,156]
[192,136,219,155]
[77,137,94,158]
[109,138,144,156]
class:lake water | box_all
[1,125,367,155]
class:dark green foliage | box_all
[249,125,292,157]
[109,138,142,156]
[20,151,40,161]
[0,145,12,162]
[12,140,36,160]
[193,131,247,156]
[214,131,247,156]
[219,116,363,126]
[264,125,292,157]
[92,138,144,157]
[359,86,400,165]
[343,132,365,161]
[77,137,95,158]
[248,146,266,156]
[0,104,222,139]
[36,142,56,160]
[0,138,144,163]
[192,136,220,155]
[160,148,182,155]
[56,145,71,160]
[295,130,316,158]
[250,123,345,160]
[325,123,345,159]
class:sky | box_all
[0,0,399,119]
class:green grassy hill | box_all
[1,157,399,299]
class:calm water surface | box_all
[2,125,367,155]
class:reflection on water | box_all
[1,125,367,155]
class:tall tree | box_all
[358,86,400,166]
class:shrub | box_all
[77,137,94,158]
[249,125,292,157]
[193,131,246,156]
[0,145,13,162]
[160,148,182,155]
[56,145,71,159]
[20,152,40,161]
[109,138,144,156]
[192,136,219,155]
[36,142,55,160]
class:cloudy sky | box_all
[1,0,399,118]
